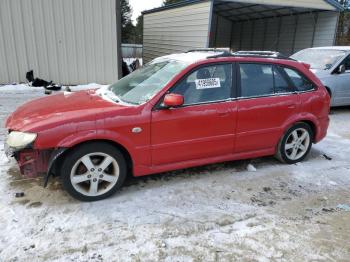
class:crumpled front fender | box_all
[56,129,135,154]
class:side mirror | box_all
[338,64,346,74]
[162,93,184,108]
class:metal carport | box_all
[0,0,122,85]
[143,0,343,63]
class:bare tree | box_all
[336,0,350,45]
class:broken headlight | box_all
[6,131,37,150]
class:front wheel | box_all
[276,123,313,164]
[61,142,127,201]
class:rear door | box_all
[235,63,299,153]
[151,63,237,166]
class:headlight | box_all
[6,131,37,149]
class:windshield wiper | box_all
[101,89,122,103]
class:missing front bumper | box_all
[12,149,52,178]
[4,142,14,159]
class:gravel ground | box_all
[0,85,350,261]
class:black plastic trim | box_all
[44,148,68,187]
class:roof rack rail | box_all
[232,51,293,60]
[186,48,231,53]
[186,49,295,60]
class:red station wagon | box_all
[5,50,330,201]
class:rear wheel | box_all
[61,142,127,201]
[276,123,313,164]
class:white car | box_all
[291,46,350,106]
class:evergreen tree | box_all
[134,15,143,44]
[121,0,135,43]
[163,0,183,6]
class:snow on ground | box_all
[0,86,350,261]
[0,83,108,93]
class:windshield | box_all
[291,49,346,70]
[108,59,189,105]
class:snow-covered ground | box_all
[0,85,350,261]
[0,83,108,92]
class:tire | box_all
[61,142,127,201]
[275,123,313,164]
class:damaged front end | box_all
[11,149,51,178]
[5,130,66,186]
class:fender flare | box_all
[44,148,68,187]
[281,114,319,141]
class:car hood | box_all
[6,90,125,132]
[310,69,330,78]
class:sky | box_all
[129,0,164,24]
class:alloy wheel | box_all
[70,152,120,197]
[284,128,310,161]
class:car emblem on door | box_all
[132,127,142,133]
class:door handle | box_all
[218,111,230,117]
[287,104,296,109]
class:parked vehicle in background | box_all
[5,50,330,201]
[291,47,350,106]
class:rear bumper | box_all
[315,116,329,143]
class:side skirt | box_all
[133,147,276,177]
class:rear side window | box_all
[341,55,350,71]
[239,63,293,97]
[240,64,274,97]
[283,68,314,92]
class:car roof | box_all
[306,46,350,51]
[152,51,219,64]
[152,50,294,64]
[151,50,311,79]
[154,48,350,64]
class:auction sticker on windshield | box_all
[195,78,221,89]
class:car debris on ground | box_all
[26,70,62,91]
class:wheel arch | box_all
[46,139,134,186]
[282,118,318,145]
[324,86,332,98]
[298,120,316,141]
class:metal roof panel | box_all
[143,0,343,15]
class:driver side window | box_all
[341,55,350,71]
[171,64,232,105]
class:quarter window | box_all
[171,64,232,105]
[273,66,293,94]
[284,68,314,92]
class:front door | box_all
[235,63,299,153]
[151,63,237,166]
[332,55,350,105]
